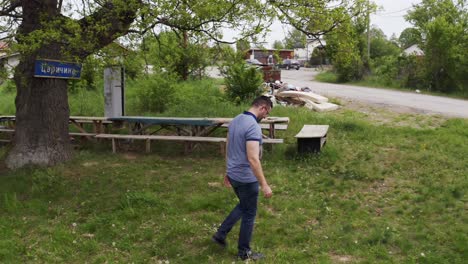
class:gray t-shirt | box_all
[227,111,263,183]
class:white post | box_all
[104,66,125,118]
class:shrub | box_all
[371,56,400,86]
[398,55,427,89]
[222,62,263,103]
[134,72,177,113]
[0,79,16,93]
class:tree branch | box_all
[75,0,142,57]
[0,0,22,17]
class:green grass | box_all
[314,71,338,83]
[1,77,468,262]
[0,81,16,115]
[1,86,467,262]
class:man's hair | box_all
[251,96,273,109]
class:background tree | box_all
[142,31,210,80]
[406,0,468,93]
[325,15,364,82]
[272,40,284,50]
[369,28,400,59]
[398,27,422,49]
[324,0,374,81]
[283,28,306,49]
[236,39,251,54]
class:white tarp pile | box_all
[267,82,339,112]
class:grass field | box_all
[0,79,467,263]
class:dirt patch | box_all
[122,153,139,160]
[208,181,222,188]
[329,253,358,263]
[82,161,99,167]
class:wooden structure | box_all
[95,134,283,154]
[261,65,281,83]
[245,49,294,64]
[295,125,329,153]
[1,115,288,154]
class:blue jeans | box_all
[216,177,259,255]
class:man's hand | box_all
[223,175,232,188]
[261,184,272,198]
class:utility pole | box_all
[367,0,370,60]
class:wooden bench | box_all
[0,128,15,144]
[222,123,288,139]
[0,128,15,133]
[295,125,329,153]
[0,129,96,137]
[95,134,283,154]
[221,123,288,131]
[0,129,96,143]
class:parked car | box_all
[245,58,263,65]
[277,59,300,70]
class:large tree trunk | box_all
[5,0,72,168]
[6,56,72,168]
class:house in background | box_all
[293,38,327,66]
[403,44,424,56]
[0,42,20,79]
[245,48,294,64]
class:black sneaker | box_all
[238,251,265,261]
[211,235,227,248]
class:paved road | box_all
[280,69,468,118]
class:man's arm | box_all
[246,141,272,198]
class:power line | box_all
[375,6,413,15]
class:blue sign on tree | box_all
[34,59,82,79]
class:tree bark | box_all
[5,0,71,168]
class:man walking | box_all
[212,96,273,261]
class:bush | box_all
[134,73,177,113]
[371,56,400,86]
[222,62,263,103]
[398,55,427,89]
[0,79,16,93]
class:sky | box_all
[224,0,422,48]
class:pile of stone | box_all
[266,82,339,112]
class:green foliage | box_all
[0,80,16,114]
[122,51,146,80]
[370,36,400,59]
[398,55,427,90]
[0,79,16,94]
[165,79,230,117]
[133,72,178,113]
[370,56,400,86]
[222,62,264,103]
[236,39,250,53]
[314,71,338,83]
[283,29,306,49]
[141,31,211,81]
[406,0,468,93]
[398,27,422,49]
[68,82,105,116]
[325,10,366,82]
[272,40,284,50]
[327,29,364,82]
